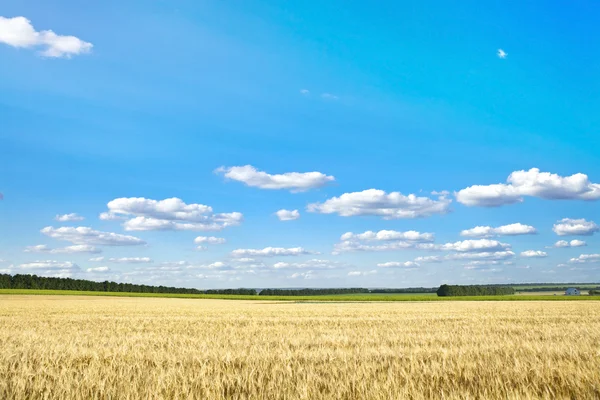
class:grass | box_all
[1,295,599,399]
[0,288,598,301]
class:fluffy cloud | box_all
[104,197,243,232]
[552,218,599,236]
[107,257,152,264]
[232,247,315,258]
[553,240,586,248]
[463,260,503,271]
[439,239,510,252]
[216,165,334,192]
[333,238,509,255]
[456,168,600,207]
[194,236,226,245]
[569,254,600,264]
[55,213,84,222]
[24,244,101,254]
[446,251,515,261]
[377,261,420,268]
[497,49,507,59]
[275,209,300,221]
[520,250,547,258]
[289,271,315,279]
[86,266,110,273]
[308,189,451,219]
[460,223,536,237]
[272,259,340,269]
[414,256,443,263]
[0,16,92,57]
[18,260,79,271]
[187,261,229,270]
[333,240,416,254]
[300,89,310,95]
[340,230,434,242]
[89,256,104,262]
[99,212,126,221]
[348,270,377,276]
[41,226,145,246]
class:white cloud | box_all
[104,197,243,232]
[194,236,226,245]
[377,261,420,268]
[321,93,339,100]
[552,218,599,236]
[55,213,84,222]
[333,237,509,255]
[460,223,536,237]
[332,240,416,254]
[216,165,334,192]
[24,244,101,254]
[446,251,515,261]
[160,261,190,269]
[340,230,434,242]
[272,259,340,269]
[348,270,377,276]
[89,256,104,262]
[497,49,507,59]
[289,271,314,279]
[236,258,256,263]
[569,254,600,264]
[18,260,79,271]
[300,89,310,95]
[86,266,110,273]
[187,261,229,270]
[232,247,315,258]
[553,240,587,248]
[108,257,152,264]
[0,16,92,58]
[275,209,300,221]
[456,168,600,207]
[414,256,443,263]
[308,189,451,219]
[41,226,145,246]
[520,250,547,258]
[463,260,503,271]
[99,212,126,221]
[440,239,510,252]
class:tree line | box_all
[258,288,369,296]
[589,290,600,296]
[370,287,437,294]
[436,284,515,296]
[0,274,255,295]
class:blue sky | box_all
[1,0,599,288]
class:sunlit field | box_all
[1,295,600,399]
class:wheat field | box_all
[1,296,599,399]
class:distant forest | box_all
[2,273,599,297]
[258,288,369,296]
[437,284,515,296]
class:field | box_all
[1,296,600,399]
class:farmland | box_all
[1,295,600,399]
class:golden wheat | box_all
[1,295,599,399]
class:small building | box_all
[565,288,580,296]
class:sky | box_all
[1,0,599,289]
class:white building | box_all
[565,288,580,296]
